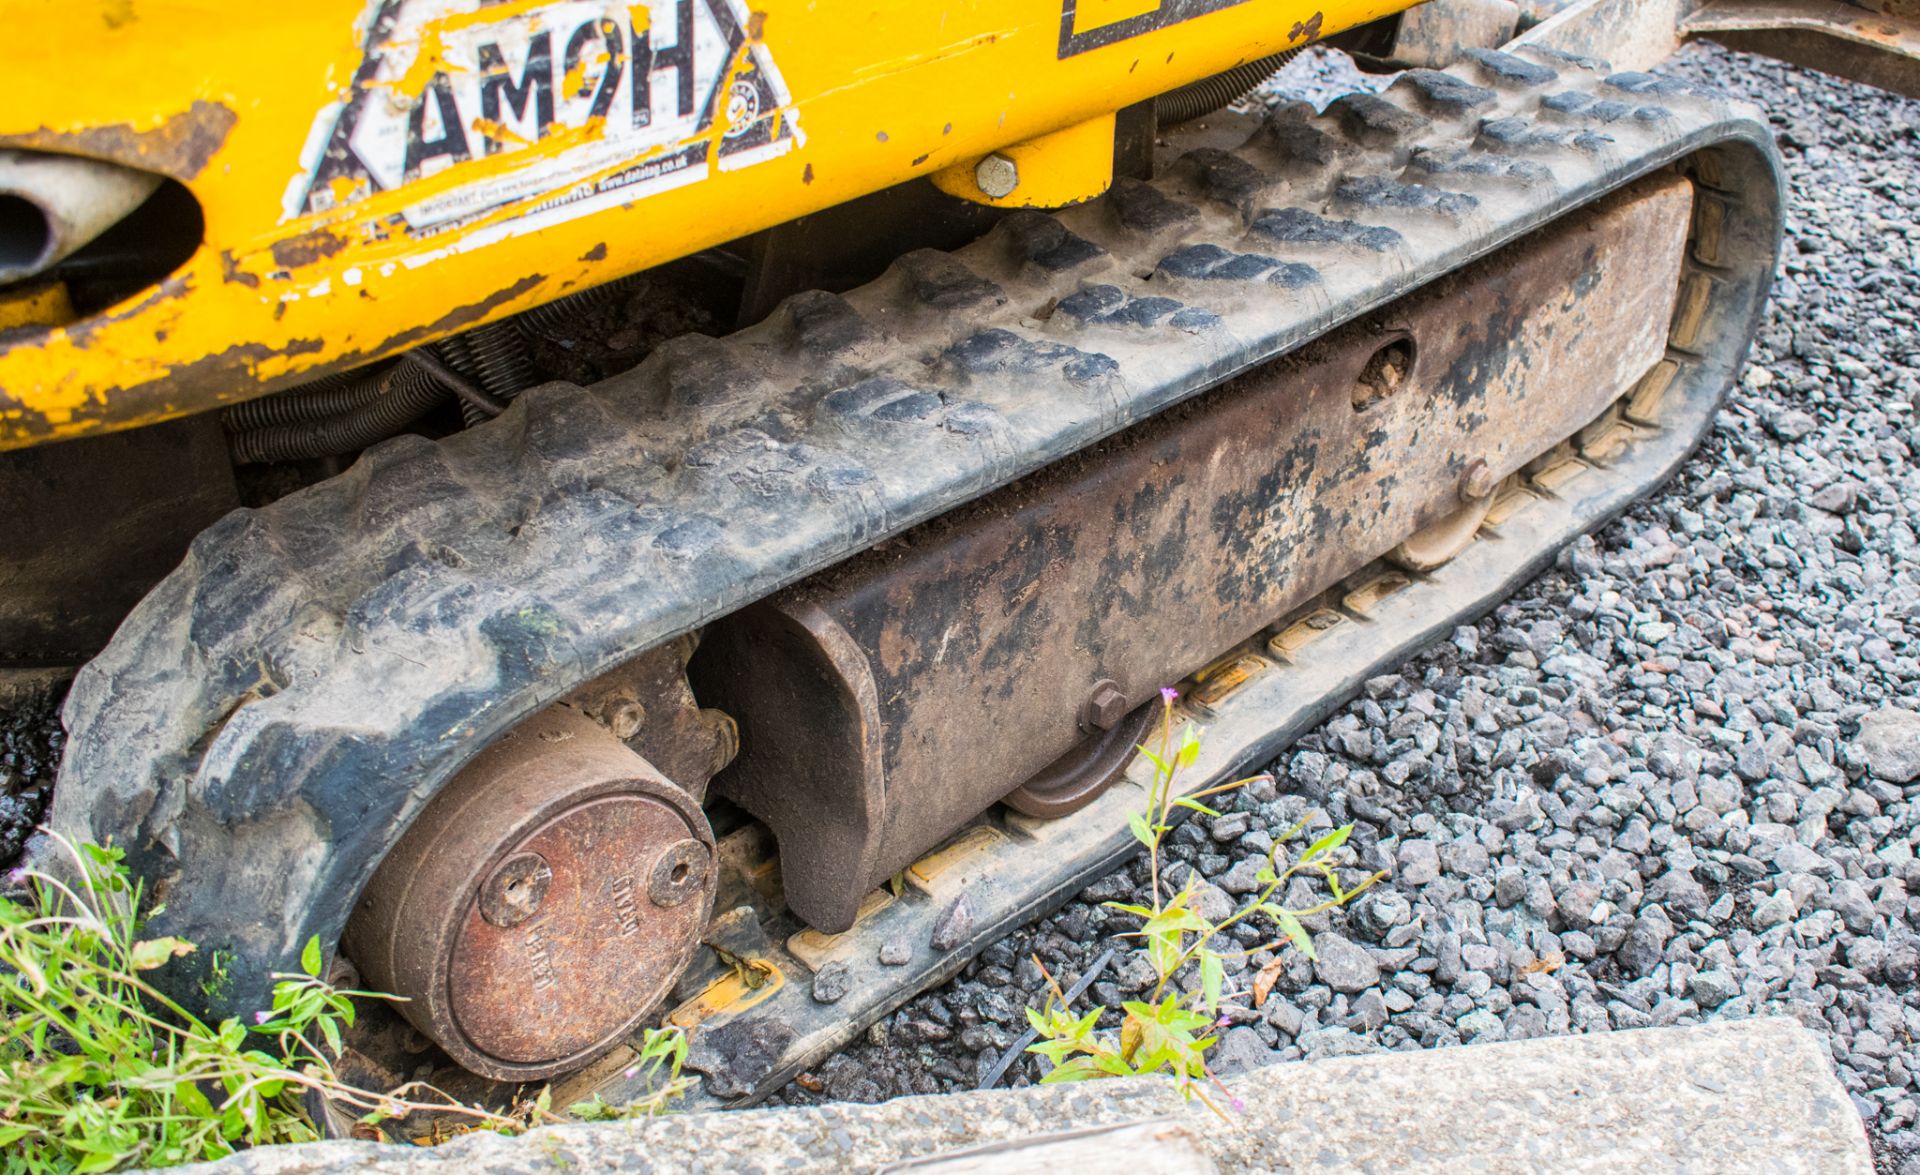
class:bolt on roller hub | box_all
[343,705,715,1081]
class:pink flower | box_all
[1160,687,1178,704]
[253,1011,270,1025]
[623,1066,639,1080]
[1230,1095,1246,1113]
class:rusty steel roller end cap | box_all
[343,705,716,1081]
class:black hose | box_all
[227,267,668,459]
[447,320,539,426]
[221,368,390,431]
[1156,48,1300,126]
[512,271,649,339]
[228,358,451,465]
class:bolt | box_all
[705,708,740,774]
[975,154,1018,199]
[648,839,710,909]
[605,698,646,740]
[1460,458,1498,502]
[1083,680,1129,732]
[479,852,552,928]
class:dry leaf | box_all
[1251,955,1287,1009]
[1518,953,1565,976]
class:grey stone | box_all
[1210,1025,1277,1075]
[1752,889,1798,930]
[1857,709,1920,784]
[1312,932,1382,994]
[930,896,974,952]
[1396,840,1441,886]
[812,962,853,1005]
[1690,969,1740,1008]
[879,936,913,966]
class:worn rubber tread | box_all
[56,47,1779,1020]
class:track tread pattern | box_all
[56,48,1771,1016]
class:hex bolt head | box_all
[1083,679,1129,732]
[975,154,1018,199]
[478,852,552,928]
[1459,458,1498,502]
[605,698,646,740]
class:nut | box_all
[975,154,1018,199]
[1459,458,1498,502]
[1083,680,1129,732]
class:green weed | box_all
[1025,690,1383,1112]
[0,833,688,1171]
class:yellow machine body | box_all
[0,0,1408,451]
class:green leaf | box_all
[1171,798,1220,818]
[1040,1056,1110,1084]
[1277,910,1315,959]
[174,1081,215,1120]
[319,1015,343,1058]
[1175,725,1203,770]
[1199,951,1224,1015]
[1298,824,1352,865]
[129,936,195,971]
[300,936,323,979]
[1126,811,1156,849]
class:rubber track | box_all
[54,47,1776,1019]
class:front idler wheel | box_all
[342,705,716,1082]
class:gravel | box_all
[777,41,1920,1175]
[0,686,62,868]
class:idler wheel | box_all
[343,706,715,1081]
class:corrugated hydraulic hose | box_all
[221,369,388,432]
[227,359,452,466]
[447,320,540,426]
[1155,48,1299,126]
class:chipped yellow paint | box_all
[0,282,75,331]
[0,0,1413,451]
[663,959,785,1027]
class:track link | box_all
[53,47,1782,1049]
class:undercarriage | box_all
[33,40,1785,1110]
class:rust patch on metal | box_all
[270,228,350,270]
[367,272,548,356]
[1685,0,1920,98]
[1,100,238,181]
[218,250,261,290]
[3,273,548,450]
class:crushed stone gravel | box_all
[0,688,61,869]
[776,41,1920,1175]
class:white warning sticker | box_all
[284,0,801,238]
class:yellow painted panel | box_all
[0,0,1416,450]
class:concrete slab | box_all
[166,1018,1871,1174]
